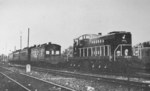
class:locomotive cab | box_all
[113,32,132,61]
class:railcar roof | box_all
[30,43,61,49]
[52,44,61,47]
[75,34,98,40]
[75,31,130,40]
[13,49,21,53]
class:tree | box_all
[62,46,73,57]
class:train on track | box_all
[8,42,66,66]
[8,31,150,73]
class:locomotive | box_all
[69,31,133,72]
[8,31,143,73]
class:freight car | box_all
[69,31,133,73]
[133,41,150,70]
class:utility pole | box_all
[14,46,16,51]
[27,28,30,61]
[20,31,22,49]
[27,28,30,48]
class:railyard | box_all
[0,72,29,91]
[0,62,75,91]
[0,62,150,91]
[1,0,150,91]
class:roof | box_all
[75,31,131,40]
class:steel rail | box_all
[0,66,76,91]
[31,66,150,88]
[0,72,31,91]
[7,64,150,88]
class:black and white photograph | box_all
[0,0,150,91]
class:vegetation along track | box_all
[9,64,150,90]
[0,66,75,91]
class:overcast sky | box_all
[0,0,150,54]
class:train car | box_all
[19,47,31,61]
[30,44,46,61]
[8,49,21,64]
[133,41,150,69]
[8,53,14,61]
[8,42,66,67]
[13,50,20,61]
[30,42,65,64]
[69,31,132,72]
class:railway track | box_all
[0,72,30,91]
[7,63,150,90]
[32,67,150,87]
[0,66,75,91]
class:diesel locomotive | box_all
[69,31,133,72]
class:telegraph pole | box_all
[20,31,22,49]
[27,28,30,61]
[27,28,30,48]
[14,46,16,51]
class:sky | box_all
[0,0,150,55]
